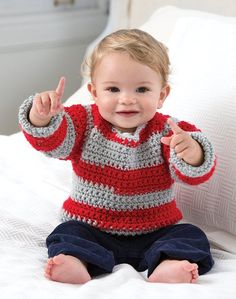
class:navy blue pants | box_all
[46,221,214,277]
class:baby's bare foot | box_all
[148,260,199,283]
[44,254,91,284]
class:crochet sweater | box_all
[19,96,216,235]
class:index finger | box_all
[55,76,65,99]
[167,118,183,134]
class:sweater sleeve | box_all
[162,118,216,185]
[18,95,88,160]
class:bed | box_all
[1,1,236,298]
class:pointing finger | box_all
[34,95,44,115]
[55,76,65,99]
[167,118,183,134]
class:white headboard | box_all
[79,0,236,85]
[106,0,236,36]
[128,0,236,27]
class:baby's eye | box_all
[136,87,149,93]
[107,87,120,93]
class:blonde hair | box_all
[82,29,170,86]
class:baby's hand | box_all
[29,77,65,127]
[161,118,204,166]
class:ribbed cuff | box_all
[18,95,64,138]
[170,131,215,178]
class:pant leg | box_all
[143,223,214,277]
[46,220,115,276]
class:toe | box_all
[52,254,66,265]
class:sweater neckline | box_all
[91,104,165,145]
[111,124,147,141]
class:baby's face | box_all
[88,52,169,132]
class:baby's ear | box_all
[158,84,170,108]
[87,83,97,99]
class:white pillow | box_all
[65,7,236,236]
[140,5,236,44]
[158,16,236,236]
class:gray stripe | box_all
[18,95,64,138]
[61,210,98,227]
[81,128,166,169]
[170,131,215,179]
[83,105,95,132]
[44,113,76,159]
[70,175,174,211]
[102,227,158,236]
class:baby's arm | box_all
[29,77,65,127]
[19,78,88,161]
[161,118,204,167]
[161,117,216,185]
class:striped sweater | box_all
[19,96,216,235]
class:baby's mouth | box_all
[116,111,139,117]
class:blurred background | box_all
[0,0,109,135]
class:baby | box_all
[19,29,216,284]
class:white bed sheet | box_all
[1,133,236,299]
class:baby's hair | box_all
[81,29,170,87]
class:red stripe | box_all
[63,198,182,232]
[177,120,200,132]
[23,116,67,152]
[72,160,173,194]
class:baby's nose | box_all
[119,92,137,104]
